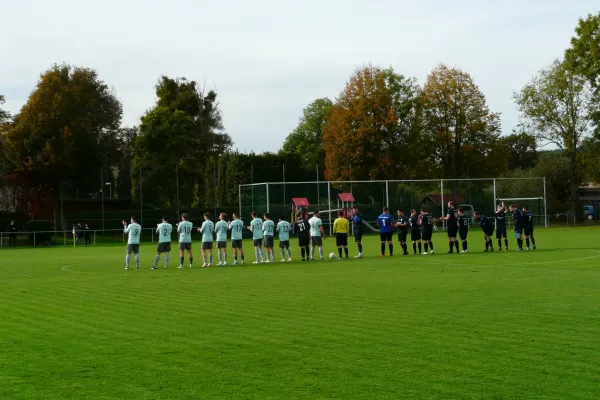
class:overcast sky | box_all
[1,0,597,152]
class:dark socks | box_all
[180,256,184,265]
[301,247,306,259]
[454,241,459,252]
[462,241,467,251]
[504,239,508,250]
[497,239,502,250]
[413,242,417,254]
[449,242,454,253]
[526,238,530,248]
[429,242,434,251]
[517,239,523,249]
[424,243,429,252]
[381,243,385,256]
[418,242,422,253]
[389,244,393,256]
[402,243,408,254]
[357,243,363,254]
[338,247,343,258]
[531,237,536,246]
[344,247,348,258]
[485,241,489,251]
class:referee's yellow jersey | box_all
[333,217,350,234]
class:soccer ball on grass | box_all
[329,253,336,259]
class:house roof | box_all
[292,197,310,207]
[338,193,355,202]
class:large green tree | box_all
[2,65,122,222]
[323,65,421,181]
[132,76,232,209]
[514,59,598,217]
[420,64,502,181]
[281,98,332,170]
[499,131,538,170]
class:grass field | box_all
[1,228,600,399]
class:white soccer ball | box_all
[329,253,336,259]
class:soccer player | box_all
[177,213,194,268]
[522,206,537,250]
[352,207,364,258]
[394,209,409,256]
[420,208,435,254]
[495,203,509,251]
[229,213,245,265]
[263,213,275,263]
[294,213,311,261]
[409,209,422,255]
[215,213,229,266]
[153,216,173,270]
[277,216,292,262]
[377,207,394,256]
[309,211,326,261]
[198,212,215,267]
[248,211,264,264]
[122,216,141,270]
[474,211,495,252]
[333,210,350,260]
[509,204,524,251]
[440,201,459,253]
[457,208,469,253]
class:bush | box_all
[26,220,54,246]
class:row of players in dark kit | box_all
[370,201,536,256]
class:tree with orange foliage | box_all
[323,65,420,181]
[420,64,501,180]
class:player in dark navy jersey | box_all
[457,208,469,253]
[419,208,435,254]
[394,209,409,256]
[440,201,459,253]
[352,207,364,258]
[522,206,537,250]
[495,202,509,251]
[409,209,422,255]
[475,211,495,252]
[509,204,524,251]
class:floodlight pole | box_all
[493,179,497,211]
[385,181,389,209]
[543,177,548,227]
[266,183,270,213]
[440,179,445,231]
[238,185,242,218]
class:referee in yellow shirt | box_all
[333,210,350,260]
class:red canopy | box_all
[292,197,310,207]
[338,193,355,202]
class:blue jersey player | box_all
[352,207,364,258]
[377,207,394,256]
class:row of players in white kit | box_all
[121,211,324,270]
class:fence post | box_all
[1,233,2,248]
[328,181,332,236]
[238,185,242,218]
[440,179,445,231]
[543,176,548,227]
[94,230,96,245]
[33,232,36,247]
[63,232,66,246]
[493,178,497,214]
[151,229,154,243]
[385,180,389,209]
[266,183,270,213]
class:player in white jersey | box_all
[215,213,229,266]
[262,213,275,263]
[122,216,141,270]
[309,211,326,260]
[153,216,173,270]
[276,216,292,262]
[248,211,264,264]
[176,213,194,268]
[198,212,215,267]
[229,212,245,265]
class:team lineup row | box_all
[118,201,537,270]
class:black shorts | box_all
[410,231,421,241]
[397,232,407,243]
[217,241,227,249]
[459,230,468,241]
[524,227,534,236]
[447,227,458,238]
[422,230,433,241]
[279,240,290,248]
[179,242,192,251]
[232,239,243,249]
[126,244,140,254]
[264,236,274,248]
[298,236,310,247]
[496,227,507,239]
[354,233,363,243]
[335,233,348,247]
[157,242,171,253]
[311,236,323,247]
[484,229,495,238]
[514,226,523,234]
[380,232,393,242]
[253,238,263,247]
[202,241,213,250]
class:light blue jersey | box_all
[124,223,141,245]
[156,222,172,243]
[250,218,264,240]
[200,220,215,242]
[277,220,291,241]
[309,216,322,237]
[178,221,193,243]
[263,220,275,237]
[229,219,244,241]
[215,220,228,242]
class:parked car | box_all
[583,205,598,220]
[457,204,475,223]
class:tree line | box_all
[0,13,599,223]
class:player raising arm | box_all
[177,213,193,268]
[123,216,141,270]
[229,213,245,265]
[276,216,293,262]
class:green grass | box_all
[1,228,600,399]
